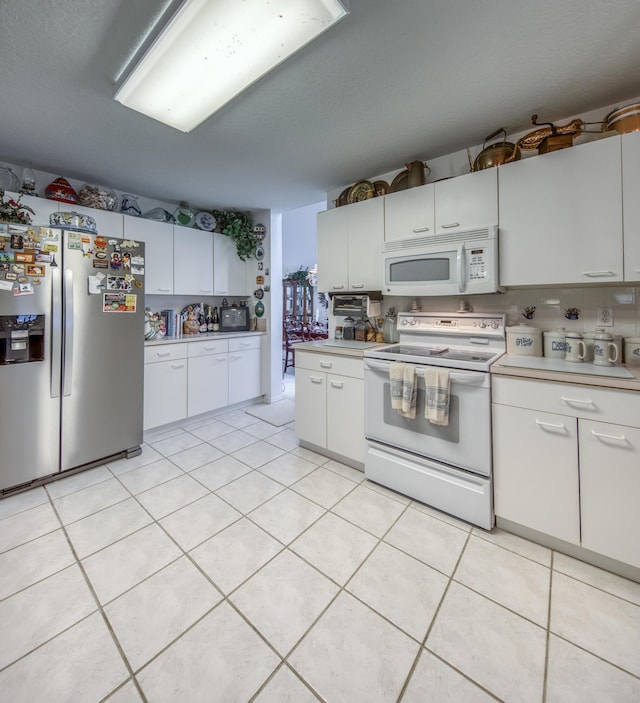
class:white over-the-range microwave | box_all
[382,225,501,296]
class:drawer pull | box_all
[412,226,430,233]
[310,376,323,384]
[239,342,250,348]
[156,288,171,293]
[171,363,185,370]
[156,352,170,358]
[591,430,627,442]
[203,346,217,352]
[330,380,344,389]
[320,361,333,369]
[536,419,566,431]
[441,222,460,229]
[230,355,241,361]
[561,396,594,406]
[216,357,226,362]
[331,285,345,290]
[582,270,615,278]
[351,284,365,289]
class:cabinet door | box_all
[327,374,364,463]
[579,420,640,567]
[173,225,213,296]
[317,207,349,292]
[124,217,174,295]
[622,132,640,281]
[434,168,497,233]
[384,184,435,242]
[499,137,623,286]
[188,353,229,416]
[213,232,247,295]
[294,368,327,448]
[347,197,384,290]
[144,359,187,430]
[228,348,261,405]
[492,403,580,544]
[72,203,123,237]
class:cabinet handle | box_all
[215,289,228,294]
[320,361,333,368]
[351,284,365,289]
[156,352,170,358]
[535,419,567,431]
[412,226,430,233]
[230,355,241,360]
[171,363,185,370]
[561,396,594,406]
[331,285,345,290]
[203,346,217,351]
[199,289,212,293]
[216,357,226,362]
[441,222,460,229]
[591,429,627,442]
[239,342,250,348]
[310,375,323,384]
[330,380,344,388]
[157,288,171,293]
[582,271,615,278]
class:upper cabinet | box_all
[499,137,623,287]
[123,217,174,295]
[173,224,213,296]
[72,203,123,237]
[434,168,498,233]
[622,132,640,282]
[384,184,435,242]
[317,197,384,292]
[213,232,247,296]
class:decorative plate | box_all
[373,180,390,196]
[195,211,217,231]
[253,223,266,241]
[254,301,265,318]
[255,246,264,260]
[254,288,264,299]
[390,170,409,192]
[335,186,351,207]
[347,180,375,204]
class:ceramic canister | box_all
[543,328,566,359]
[565,332,586,363]
[624,336,640,366]
[593,330,619,366]
[506,324,542,356]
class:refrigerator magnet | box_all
[5,272,17,281]
[68,242,82,250]
[31,278,41,286]
[12,264,24,274]
[25,264,44,276]
[0,279,13,291]
[110,251,122,268]
[35,253,52,263]
[10,235,24,249]
[94,251,107,259]
[14,282,34,296]
[8,224,28,235]
[15,252,34,263]
[92,260,108,269]
[94,236,108,249]
[44,243,58,252]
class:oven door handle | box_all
[456,244,465,293]
[365,359,487,385]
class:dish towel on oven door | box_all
[389,362,417,419]
[424,367,450,426]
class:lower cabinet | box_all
[144,344,189,431]
[144,336,263,430]
[492,376,640,568]
[294,351,365,465]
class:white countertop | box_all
[294,339,393,358]
[145,331,265,347]
[491,354,640,392]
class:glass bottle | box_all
[199,302,208,333]
[212,306,220,332]
[207,305,214,332]
[383,308,399,343]
[20,167,36,196]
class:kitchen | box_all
[2,1,640,701]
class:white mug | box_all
[593,335,619,366]
[565,334,586,363]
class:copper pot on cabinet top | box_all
[469,128,521,171]
[405,160,430,188]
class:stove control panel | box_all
[398,313,505,337]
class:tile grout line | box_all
[541,551,555,703]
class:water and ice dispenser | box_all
[0,314,45,364]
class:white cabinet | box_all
[622,132,640,281]
[143,343,189,430]
[317,197,384,292]
[492,375,640,567]
[295,351,365,465]
[228,336,262,405]
[187,339,229,416]
[124,217,174,295]
[384,184,435,242]
[498,137,623,286]
[434,167,498,233]
[492,403,580,544]
[579,420,640,568]
[173,225,213,296]
[213,232,247,296]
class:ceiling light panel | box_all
[115,0,349,132]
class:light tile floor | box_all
[1,382,640,701]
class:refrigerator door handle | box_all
[50,267,62,399]
[63,268,74,397]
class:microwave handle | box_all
[457,244,465,293]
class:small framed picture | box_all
[26,264,45,276]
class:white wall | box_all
[282,200,324,275]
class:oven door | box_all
[364,358,492,476]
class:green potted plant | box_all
[212,210,259,261]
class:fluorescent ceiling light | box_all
[115,0,349,132]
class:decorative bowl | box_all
[78,184,118,211]
[45,177,78,204]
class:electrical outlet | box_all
[597,307,614,327]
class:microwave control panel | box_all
[467,247,488,280]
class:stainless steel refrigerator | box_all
[0,225,145,495]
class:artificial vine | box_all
[212,209,258,261]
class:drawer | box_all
[492,376,640,428]
[144,343,189,364]
[295,350,364,379]
[188,339,229,358]
[229,336,261,352]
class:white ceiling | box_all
[2,0,640,213]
